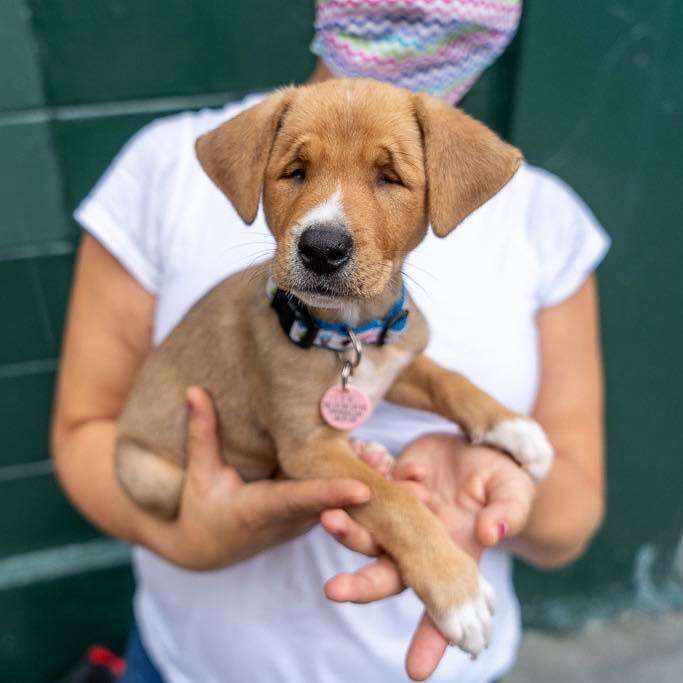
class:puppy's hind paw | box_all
[483,417,554,481]
[433,577,496,657]
[350,439,394,478]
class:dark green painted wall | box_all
[0,1,680,680]
[509,0,683,625]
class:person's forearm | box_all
[52,419,179,559]
[51,413,366,571]
[506,453,604,568]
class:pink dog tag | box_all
[320,384,372,430]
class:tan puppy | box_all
[116,79,553,656]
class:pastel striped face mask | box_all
[311,0,522,104]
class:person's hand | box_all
[159,387,371,570]
[320,433,535,680]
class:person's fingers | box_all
[475,474,535,547]
[405,612,449,681]
[321,509,381,556]
[393,458,428,484]
[264,478,370,520]
[185,387,223,473]
[324,555,403,603]
[395,432,469,488]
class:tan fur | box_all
[412,93,522,237]
[196,88,294,224]
[117,79,532,650]
[386,355,517,443]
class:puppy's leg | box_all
[279,434,494,656]
[387,355,554,480]
[115,437,184,519]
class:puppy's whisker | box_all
[382,250,439,284]
[246,264,274,288]
[402,262,439,283]
[231,251,276,272]
[240,252,276,275]
[201,241,274,267]
[231,241,277,249]
[245,259,272,273]
[400,270,431,300]
[242,249,276,260]
[245,256,275,270]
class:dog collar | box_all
[266,279,409,351]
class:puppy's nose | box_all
[298,226,353,275]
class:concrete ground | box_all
[505,611,683,683]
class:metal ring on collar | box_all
[341,360,353,390]
[346,329,362,368]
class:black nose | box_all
[298,226,353,275]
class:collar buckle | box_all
[271,288,320,348]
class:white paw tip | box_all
[484,418,554,481]
[434,578,495,657]
[351,440,393,470]
[357,440,390,456]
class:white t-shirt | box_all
[75,93,610,683]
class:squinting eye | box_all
[284,167,306,181]
[378,170,404,187]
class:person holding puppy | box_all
[52,2,609,681]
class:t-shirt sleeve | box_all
[74,115,189,294]
[527,169,611,309]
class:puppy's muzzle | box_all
[298,225,353,276]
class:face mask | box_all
[311,0,522,104]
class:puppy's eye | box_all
[378,170,404,187]
[282,167,306,181]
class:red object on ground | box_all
[87,646,126,677]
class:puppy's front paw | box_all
[433,576,495,657]
[483,417,554,480]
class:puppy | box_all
[115,78,553,656]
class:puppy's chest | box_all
[348,346,414,404]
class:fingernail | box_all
[497,522,509,541]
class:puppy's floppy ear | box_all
[413,93,523,237]
[195,88,294,225]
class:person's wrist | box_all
[136,508,233,571]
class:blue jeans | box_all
[120,625,165,683]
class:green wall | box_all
[510,0,683,626]
[0,1,680,680]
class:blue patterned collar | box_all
[267,280,409,351]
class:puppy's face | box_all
[196,79,522,307]
[264,81,426,305]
